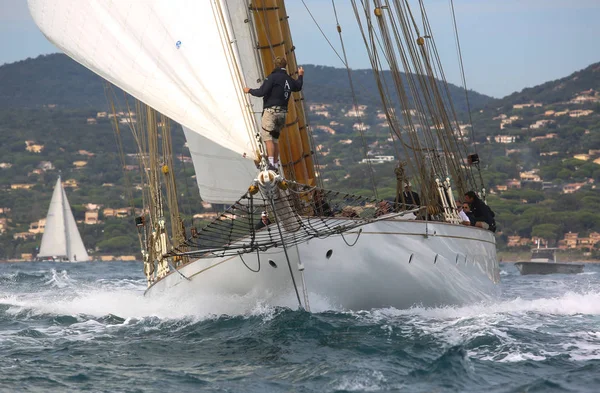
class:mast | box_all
[250,0,316,185]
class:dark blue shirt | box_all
[249,68,303,109]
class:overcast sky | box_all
[1,0,599,98]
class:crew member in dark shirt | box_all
[255,211,271,230]
[464,191,496,231]
[244,57,304,173]
[398,183,421,209]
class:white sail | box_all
[61,187,90,262]
[38,177,89,262]
[182,1,265,204]
[28,0,261,160]
[183,128,258,204]
[38,178,67,258]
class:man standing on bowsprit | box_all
[244,57,304,173]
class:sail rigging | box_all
[28,0,496,298]
[38,177,89,262]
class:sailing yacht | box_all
[28,0,499,309]
[37,177,89,262]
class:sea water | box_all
[1,261,599,392]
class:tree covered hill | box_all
[1,54,600,259]
[0,54,493,112]
[498,62,600,106]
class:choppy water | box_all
[1,262,600,392]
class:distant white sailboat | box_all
[37,177,89,262]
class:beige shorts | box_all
[476,221,490,230]
[261,108,287,143]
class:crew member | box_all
[244,57,304,172]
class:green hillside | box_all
[0,55,599,260]
[0,54,492,112]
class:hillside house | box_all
[86,118,97,124]
[513,102,542,109]
[28,219,46,234]
[578,232,600,249]
[0,163,12,169]
[314,125,336,134]
[353,123,370,131]
[531,133,557,142]
[562,182,586,194]
[193,212,219,220]
[340,139,353,145]
[520,170,542,182]
[360,156,394,164]
[73,161,88,168]
[25,141,44,153]
[506,179,522,189]
[308,103,330,111]
[37,161,54,171]
[574,154,590,161]
[96,112,107,118]
[314,110,330,117]
[78,150,95,157]
[569,109,594,118]
[10,184,35,190]
[63,179,78,188]
[563,232,579,249]
[492,135,517,144]
[505,148,522,156]
[13,232,35,240]
[507,236,530,247]
[529,119,555,129]
[85,211,99,225]
[345,109,365,117]
[540,151,559,156]
[0,218,8,234]
[554,110,569,117]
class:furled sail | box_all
[28,0,261,162]
[38,178,89,262]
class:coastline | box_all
[498,251,600,263]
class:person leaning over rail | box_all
[244,57,304,173]
[458,201,474,226]
[464,191,496,232]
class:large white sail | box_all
[38,177,89,262]
[28,0,261,160]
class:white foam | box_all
[333,370,388,392]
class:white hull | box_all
[146,218,499,310]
